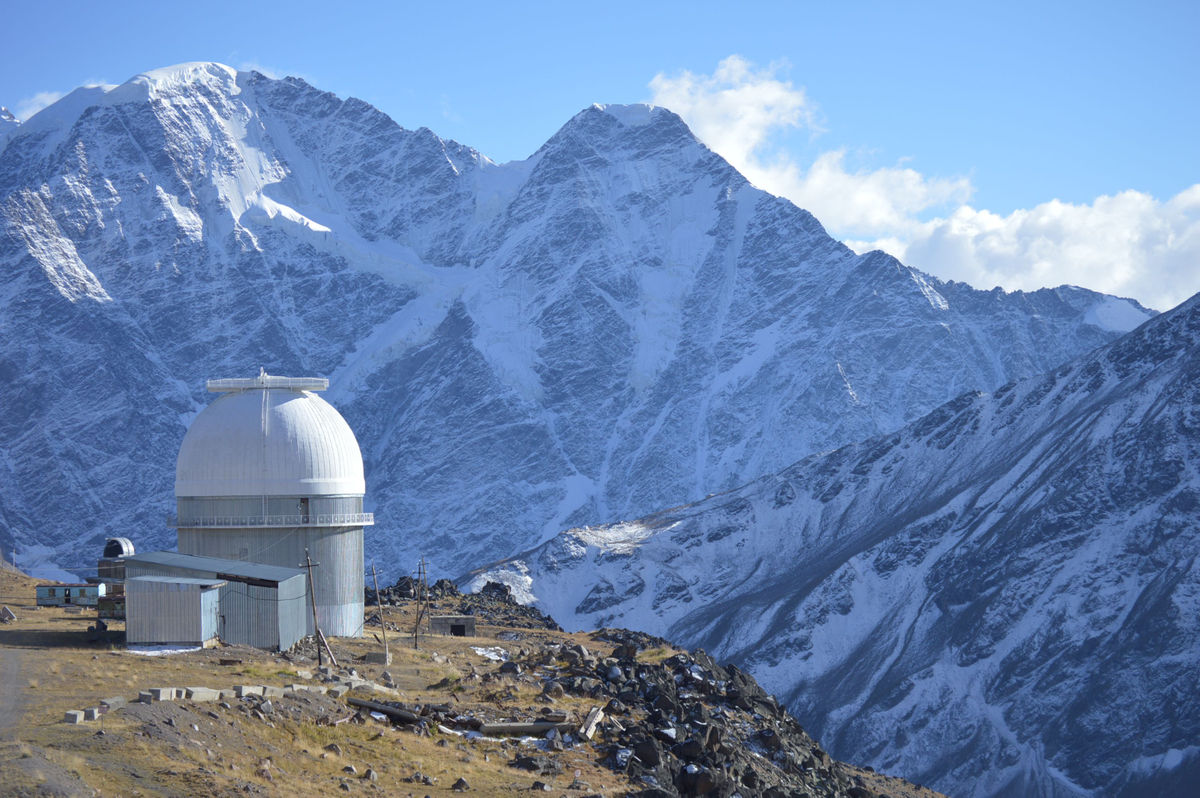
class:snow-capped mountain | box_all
[0,62,1150,577]
[473,294,1200,797]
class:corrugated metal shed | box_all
[126,577,223,647]
[175,526,362,637]
[124,551,307,650]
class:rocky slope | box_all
[2,563,943,798]
[473,294,1200,797]
[0,62,1150,577]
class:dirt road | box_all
[0,644,25,740]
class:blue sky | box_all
[3,0,1197,308]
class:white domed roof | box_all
[176,374,365,497]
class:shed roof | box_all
[126,576,226,588]
[123,551,305,583]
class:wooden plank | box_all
[476,720,574,736]
[579,706,605,740]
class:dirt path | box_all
[0,644,26,740]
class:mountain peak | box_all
[126,61,241,97]
[533,102,707,167]
[589,102,666,127]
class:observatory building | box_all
[171,373,372,637]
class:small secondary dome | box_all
[176,371,365,497]
[103,537,136,558]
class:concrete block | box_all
[261,685,285,698]
[295,670,313,680]
[138,691,155,704]
[100,697,127,711]
[327,685,349,698]
[83,707,101,721]
[219,689,237,700]
[64,710,85,724]
[148,687,176,701]
[307,685,328,694]
[235,685,264,697]
[186,687,220,702]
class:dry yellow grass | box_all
[0,596,638,796]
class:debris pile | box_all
[353,627,898,797]
[534,633,864,797]
[366,577,561,631]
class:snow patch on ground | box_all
[1084,296,1152,332]
[909,269,949,310]
[127,645,203,657]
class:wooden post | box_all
[371,561,390,666]
[301,549,337,668]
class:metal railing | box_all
[168,512,374,528]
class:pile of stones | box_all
[365,577,561,631]
[366,576,459,604]
[501,631,877,797]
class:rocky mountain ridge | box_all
[473,293,1200,797]
[0,63,1150,577]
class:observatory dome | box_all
[175,374,365,497]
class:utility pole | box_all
[301,549,338,668]
[370,561,390,666]
[412,557,428,650]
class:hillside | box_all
[0,575,940,797]
[474,293,1200,797]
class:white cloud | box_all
[890,188,1200,312]
[649,56,1199,311]
[14,90,66,121]
[648,55,820,169]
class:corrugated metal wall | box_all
[126,561,310,650]
[126,580,220,646]
[218,574,307,650]
[177,526,364,637]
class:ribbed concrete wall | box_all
[177,525,364,637]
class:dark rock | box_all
[452,777,469,791]
[633,739,662,768]
[671,738,705,761]
[509,755,562,776]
